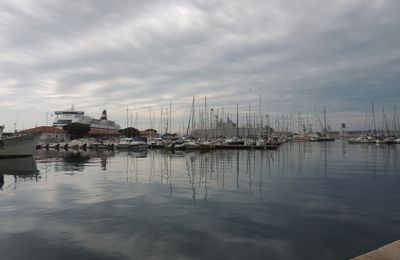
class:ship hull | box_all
[0,135,40,159]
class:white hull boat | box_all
[0,134,40,159]
[347,136,374,144]
[129,141,148,149]
[117,138,133,149]
[185,142,200,149]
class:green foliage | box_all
[144,129,157,133]
[119,127,140,137]
[63,123,90,139]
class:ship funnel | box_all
[100,110,107,120]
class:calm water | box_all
[0,142,399,260]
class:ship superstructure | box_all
[52,107,121,131]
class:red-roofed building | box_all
[140,129,158,139]
[21,126,68,143]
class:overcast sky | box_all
[1,0,399,132]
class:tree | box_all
[63,123,90,139]
[119,127,140,138]
[144,129,157,133]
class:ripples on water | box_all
[0,142,399,260]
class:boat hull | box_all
[310,137,335,142]
[0,135,40,159]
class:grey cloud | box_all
[1,0,399,131]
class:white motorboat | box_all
[256,138,266,146]
[0,126,40,159]
[117,138,133,149]
[291,134,311,142]
[347,136,374,144]
[185,141,200,149]
[116,138,147,149]
[173,141,186,150]
[129,140,148,149]
[224,137,244,145]
[375,137,396,144]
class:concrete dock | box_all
[351,240,400,260]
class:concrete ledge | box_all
[351,240,400,260]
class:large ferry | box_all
[52,107,121,133]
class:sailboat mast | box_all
[169,101,172,134]
[149,107,152,130]
[192,97,195,135]
[259,94,262,137]
[323,106,327,136]
[236,104,239,137]
[365,110,368,136]
[246,112,249,138]
[186,96,195,136]
[248,104,251,137]
[165,108,169,134]
[126,106,129,129]
[160,107,163,135]
[382,106,389,137]
[371,102,377,136]
[204,96,207,138]
[135,112,138,130]
[394,101,399,136]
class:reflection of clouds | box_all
[4,143,400,196]
[7,191,299,259]
[0,231,126,260]
[0,143,399,259]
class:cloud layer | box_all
[1,0,399,131]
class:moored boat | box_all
[347,136,374,144]
[129,140,148,149]
[291,134,311,142]
[117,138,133,149]
[52,107,121,137]
[0,126,40,159]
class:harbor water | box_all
[0,141,399,259]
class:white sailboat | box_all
[0,126,40,159]
[311,107,335,142]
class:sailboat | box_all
[310,107,335,142]
[347,110,375,144]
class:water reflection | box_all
[36,149,116,173]
[0,156,39,190]
[1,143,399,259]
[3,143,399,194]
